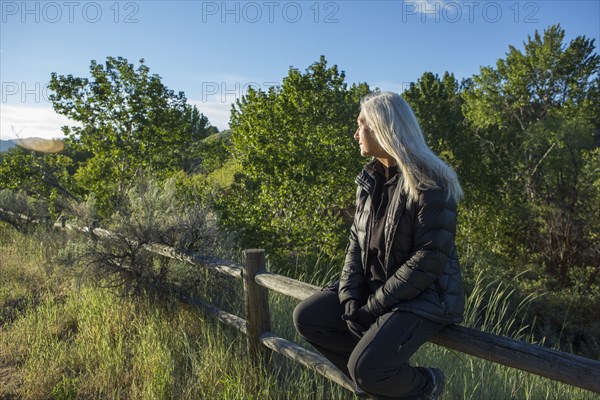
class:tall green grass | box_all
[0,225,349,399]
[1,224,598,399]
[408,272,598,400]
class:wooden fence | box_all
[49,218,600,397]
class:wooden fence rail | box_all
[40,218,600,395]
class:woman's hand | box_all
[342,300,377,339]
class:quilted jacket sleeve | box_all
[338,217,368,305]
[364,188,457,316]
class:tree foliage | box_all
[463,24,598,131]
[49,57,214,215]
[0,147,79,216]
[218,56,370,274]
[462,24,599,286]
[462,24,598,196]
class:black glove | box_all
[344,299,359,316]
[342,300,364,340]
[341,300,377,340]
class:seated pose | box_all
[293,91,465,400]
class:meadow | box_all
[1,224,598,400]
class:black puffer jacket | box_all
[338,160,465,325]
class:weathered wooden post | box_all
[243,249,271,364]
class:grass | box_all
[1,224,599,399]
[0,225,348,400]
[407,273,597,400]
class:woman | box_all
[293,92,465,399]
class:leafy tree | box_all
[403,72,464,156]
[576,147,600,288]
[49,57,214,215]
[0,147,79,216]
[462,24,599,286]
[219,56,370,276]
[195,129,231,174]
[462,24,598,199]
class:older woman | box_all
[293,92,465,399]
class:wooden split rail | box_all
[53,219,600,395]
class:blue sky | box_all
[1,0,599,139]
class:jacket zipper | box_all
[363,201,372,271]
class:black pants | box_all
[293,289,444,400]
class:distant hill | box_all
[0,139,16,152]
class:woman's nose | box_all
[354,129,359,140]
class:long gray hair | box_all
[360,91,463,203]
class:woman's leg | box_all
[348,311,445,400]
[292,290,357,377]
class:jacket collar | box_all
[355,159,379,193]
[356,159,399,192]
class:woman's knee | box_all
[292,293,326,333]
[293,291,342,337]
[292,299,310,331]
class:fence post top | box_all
[244,249,265,254]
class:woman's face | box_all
[354,111,390,160]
